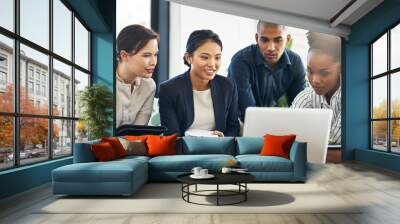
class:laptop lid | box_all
[243,107,333,164]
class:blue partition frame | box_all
[344,0,400,171]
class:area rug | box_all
[38,183,362,214]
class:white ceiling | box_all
[224,0,352,22]
[167,0,384,38]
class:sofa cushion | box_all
[124,135,148,141]
[116,155,150,163]
[147,135,177,157]
[90,142,118,162]
[260,134,296,159]
[101,137,127,158]
[181,137,235,155]
[53,158,147,183]
[236,155,293,172]
[118,137,147,156]
[235,137,263,155]
[148,154,235,172]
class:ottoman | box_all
[52,157,148,196]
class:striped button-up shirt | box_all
[291,87,341,144]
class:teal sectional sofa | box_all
[52,137,307,196]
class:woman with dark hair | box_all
[158,30,240,137]
[116,25,159,128]
[291,32,341,144]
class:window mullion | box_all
[71,11,76,154]
[370,45,373,149]
[388,30,391,152]
[13,0,20,166]
[49,0,54,160]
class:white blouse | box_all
[116,74,156,127]
[187,89,216,131]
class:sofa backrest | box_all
[73,139,100,163]
[180,137,235,155]
[235,137,263,155]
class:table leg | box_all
[245,183,247,201]
[217,184,219,206]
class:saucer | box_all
[190,174,215,179]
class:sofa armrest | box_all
[73,140,100,163]
[289,141,307,181]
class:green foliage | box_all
[277,94,288,107]
[79,84,113,140]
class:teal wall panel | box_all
[0,158,72,199]
[92,32,114,87]
[344,0,400,171]
[343,44,370,160]
[66,0,110,32]
[355,149,400,172]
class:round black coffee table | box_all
[177,173,255,206]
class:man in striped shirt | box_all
[291,32,341,144]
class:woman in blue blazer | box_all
[159,30,240,137]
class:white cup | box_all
[200,169,208,176]
[221,167,232,174]
[191,167,202,176]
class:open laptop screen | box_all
[243,107,332,164]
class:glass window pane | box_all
[75,18,89,70]
[0,0,14,31]
[20,44,49,115]
[391,24,400,70]
[391,72,400,118]
[75,120,88,143]
[53,0,72,60]
[391,120,400,153]
[20,117,49,165]
[0,116,14,170]
[53,59,72,117]
[74,69,89,118]
[0,35,14,112]
[372,33,387,76]
[53,119,72,158]
[372,77,387,119]
[372,121,388,151]
[20,0,49,49]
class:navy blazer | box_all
[158,70,240,137]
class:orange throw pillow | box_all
[146,135,177,157]
[260,134,296,159]
[101,137,126,158]
[91,142,117,161]
[124,135,148,141]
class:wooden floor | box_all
[1,157,400,224]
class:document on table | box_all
[184,129,218,137]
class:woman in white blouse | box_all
[291,32,341,144]
[116,25,159,128]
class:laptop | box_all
[243,107,333,164]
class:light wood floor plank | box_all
[1,162,400,224]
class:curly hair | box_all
[306,31,341,62]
